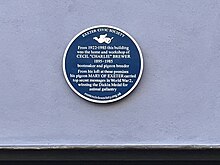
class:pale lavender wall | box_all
[0,0,220,146]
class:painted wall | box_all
[0,0,220,146]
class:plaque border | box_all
[63,25,144,103]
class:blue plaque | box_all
[63,25,143,103]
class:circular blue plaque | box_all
[63,25,143,103]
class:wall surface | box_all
[0,0,220,146]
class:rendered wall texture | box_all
[0,0,220,146]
